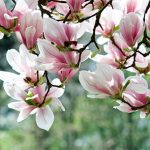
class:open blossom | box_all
[114,76,150,118]
[0,44,43,88]
[92,34,129,68]
[36,39,89,82]
[79,62,150,117]
[16,10,43,50]
[120,12,144,46]
[44,18,78,48]
[79,63,125,99]
[96,8,123,37]
[7,79,64,131]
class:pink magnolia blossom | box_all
[16,10,43,50]
[93,0,109,9]
[92,34,129,68]
[114,76,150,118]
[0,0,18,32]
[44,18,78,47]
[79,63,125,99]
[55,0,93,20]
[125,0,140,14]
[47,1,57,9]
[0,44,43,87]
[113,0,149,14]
[120,13,144,46]
[0,0,38,36]
[66,0,85,13]
[36,39,89,82]
[97,8,123,37]
[7,79,64,131]
[125,0,149,14]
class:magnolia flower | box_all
[47,1,57,9]
[93,0,109,9]
[55,0,93,20]
[0,0,18,33]
[16,10,43,50]
[113,0,149,14]
[36,39,89,82]
[0,0,38,36]
[0,44,43,87]
[79,63,125,99]
[114,76,150,118]
[66,0,85,12]
[7,79,64,131]
[88,8,123,44]
[92,34,129,68]
[120,12,144,46]
[97,8,123,37]
[44,18,78,47]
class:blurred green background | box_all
[1,1,150,150]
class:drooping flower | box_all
[79,63,125,99]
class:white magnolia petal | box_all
[113,102,132,113]
[0,32,4,39]
[36,106,54,131]
[17,106,35,122]
[8,101,28,111]
[6,49,22,73]
[25,26,36,49]
[3,82,26,100]
[0,71,19,82]
[48,79,64,98]
[51,98,65,111]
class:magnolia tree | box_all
[0,0,150,131]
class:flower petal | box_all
[36,106,54,131]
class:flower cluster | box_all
[0,0,150,130]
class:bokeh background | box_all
[1,1,150,150]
